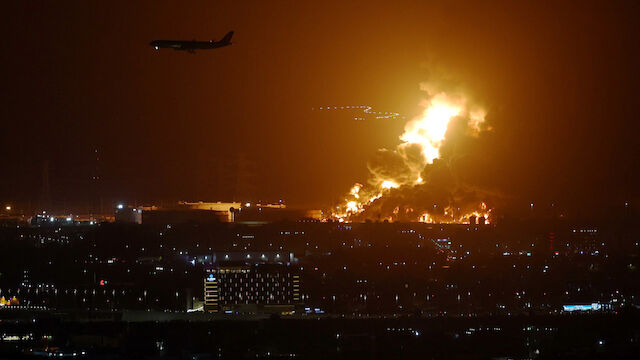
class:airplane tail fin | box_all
[220,31,234,44]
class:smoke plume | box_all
[337,81,499,223]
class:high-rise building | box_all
[204,263,301,313]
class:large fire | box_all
[401,93,463,163]
[331,87,492,224]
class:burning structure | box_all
[333,83,496,224]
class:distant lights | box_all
[117,204,124,210]
[245,202,251,207]
[314,105,403,120]
[4,205,10,211]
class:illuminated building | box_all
[178,202,240,222]
[114,202,237,224]
[194,251,297,265]
[204,263,302,313]
[114,205,147,224]
[30,213,110,226]
[113,201,319,225]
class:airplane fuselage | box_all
[150,31,234,53]
[150,40,230,51]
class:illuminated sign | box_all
[562,303,601,312]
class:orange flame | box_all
[331,88,490,223]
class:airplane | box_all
[150,31,233,53]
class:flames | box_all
[401,93,463,163]
[381,180,399,190]
[419,202,491,225]
[331,85,493,224]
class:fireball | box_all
[401,94,464,163]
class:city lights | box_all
[1,1,638,358]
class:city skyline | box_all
[2,1,640,358]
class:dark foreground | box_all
[1,313,640,359]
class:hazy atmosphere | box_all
[3,1,639,211]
